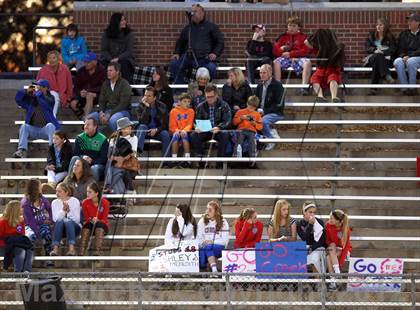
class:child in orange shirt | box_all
[232,95,263,158]
[169,93,195,167]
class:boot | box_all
[50,245,59,256]
[66,244,76,256]
[79,228,91,256]
[94,228,105,256]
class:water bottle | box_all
[236,144,242,158]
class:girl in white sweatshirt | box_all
[164,204,197,245]
[197,201,230,272]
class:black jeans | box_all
[368,53,391,84]
[246,56,272,84]
[190,131,230,157]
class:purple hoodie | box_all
[21,196,52,238]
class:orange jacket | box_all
[169,105,195,134]
[232,108,263,133]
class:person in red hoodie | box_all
[169,92,195,168]
[234,207,263,248]
[272,16,312,94]
[37,50,73,116]
[325,209,352,274]
[80,182,110,255]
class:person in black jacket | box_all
[148,66,174,113]
[365,18,397,95]
[222,67,253,114]
[246,24,273,84]
[190,83,231,165]
[296,201,326,274]
[169,4,224,84]
[255,64,285,151]
[135,86,171,158]
[42,131,73,194]
[393,13,420,96]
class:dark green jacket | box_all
[98,77,132,115]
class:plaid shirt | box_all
[209,106,215,127]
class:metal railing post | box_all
[226,273,231,310]
[137,272,143,310]
[411,274,416,310]
[320,273,326,310]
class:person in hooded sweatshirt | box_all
[61,23,88,70]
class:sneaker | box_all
[385,74,394,84]
[179,161,192,169]
[270,128,280,139]
[12,149,26,158]
[298,88,311,96]
[331,97,341,103]
[315,96,328,103]
[327,282,337,291]
[264,143,276,151]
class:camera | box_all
[26,85,36,96]
[247,115,254,121]
[185,11,194,19]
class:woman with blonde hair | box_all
[222,67,252,114]
[0,200,33,272]
[197,201,230,272]
[268,199,297,242]
[325,209,352,273]
[234,207,263,248]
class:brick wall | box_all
[73,9,413,68]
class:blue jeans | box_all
[89,110,131,132]
[170,54,217,84]
[393,56,420,85]
[18,123,56,150]
[0,247,33,272]
[262,113,284,138]
[199,244,225,269]
[136,124,171,157]
[52,219,81,246]
[68,155,105,182]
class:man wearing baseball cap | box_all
[393,12,420,96]
[12,79,60,159]
[70,52,106,120]
[246,24,273,84]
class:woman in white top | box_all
[104,117,138,195]
[197,201,230,272]
[50,183,81,256]
[164,204,197,245]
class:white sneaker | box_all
[270,128,280,139]
[264,143,275,151]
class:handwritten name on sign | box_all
[149,240,199,273]
[347,257,404,292]
[222,249,256,273]
[256,241,307,275]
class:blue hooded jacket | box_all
[61,35,88,64]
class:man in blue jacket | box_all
[13,79,60,158]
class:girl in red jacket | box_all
[325,209,352,274]
[272,16,312,90]
[234,208,263,248]
[80,182,110,255]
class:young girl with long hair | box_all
[268,199,297,242]
[197,201,230,272]
[63,158,95,201]
[164,203,197,245]
[50,183,81,256]
[80,182,110,255]
[148,66,174,112]
[234,207,263,248]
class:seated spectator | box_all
[70,52,107,120]
[164,203,197,246]
[69,117,109,182]
[296,201,326,274]
[134,86,171,159]
[21,178,54,258]
[305,29,345,103]
[233,207,263,249]
[170,4,224,84]
[268,199,297,242]
[190,83,232,166]
[61,23,88,70]
[104,117,138,196]
[325,209,352,281]
[169,93,195,167]
[0,200,33,272]
[393,13,420,96]
[197,201,229,272]
[222,67,252,114]
[50,183,81,256]
[246,24,273,84]
[255,64,285,151]
[100,12,136,83]
[365,18,396,95]
[273,16,312,94]
[89,62,132,132]
[63,159,95,202]
[12,80,60,159]
[188,67,210,110]
[80,182,110,256]
[232,95,262,160]
[42,131,73,194]
[37,50,73,116]
[148,67,174,113]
